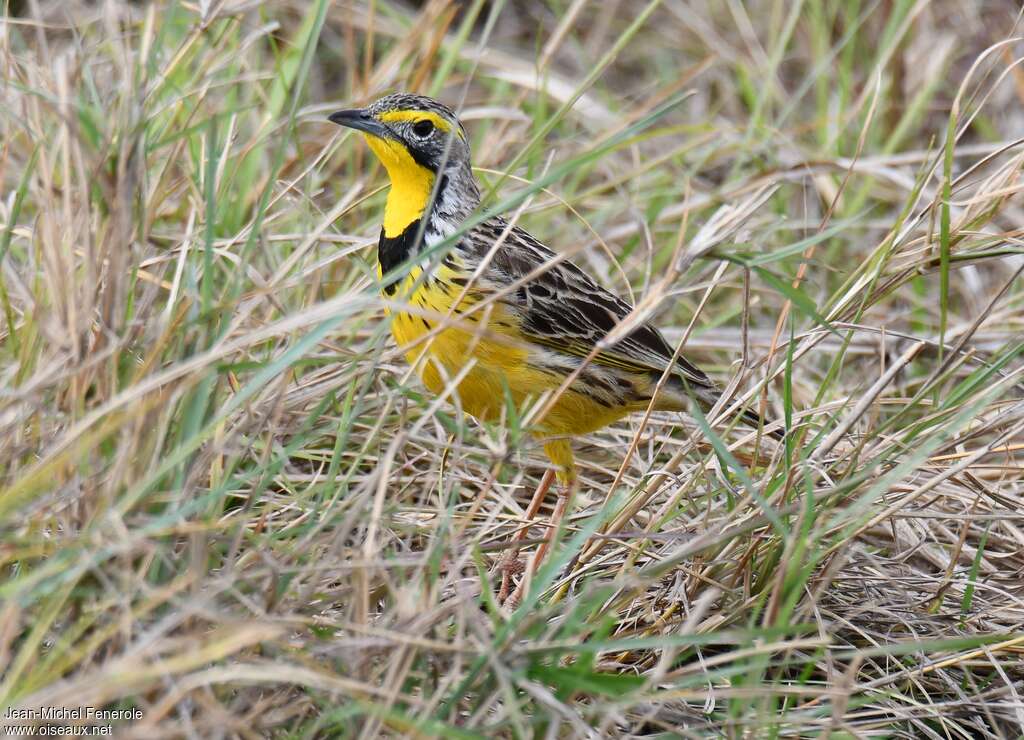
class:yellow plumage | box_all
[384,268,632,472]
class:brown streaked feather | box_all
[471,218,715,391]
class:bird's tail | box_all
[739,405,785,440]
[693,385,785,440]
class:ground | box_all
[1,0,1023,737]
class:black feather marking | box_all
[569,297,616,334]
[524,310,558,336]
[378,221,423,294]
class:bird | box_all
[329,93,780,604]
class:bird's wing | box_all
[476,220,714,390]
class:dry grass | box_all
[2,0,1024,737]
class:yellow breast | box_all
[384,267,636,436]
[385,267,522,421]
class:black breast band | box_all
[378,220,424,295]
[376,175,450,295]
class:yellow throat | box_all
[363,133,436,238]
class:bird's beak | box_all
[328,109,391,139]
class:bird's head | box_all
[329,93,476,236]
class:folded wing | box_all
[481,220,715,393]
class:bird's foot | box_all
[494,468,557,606]
[500,554,526,576]
[504,481,575,607]
[497,553,525,605]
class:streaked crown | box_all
[366,93,469,141]
[329,93,472,173]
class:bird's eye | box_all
[411,119,435,138]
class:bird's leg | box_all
[498,467,555,604]
[506,475,575,608]
[504,440,575,608]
